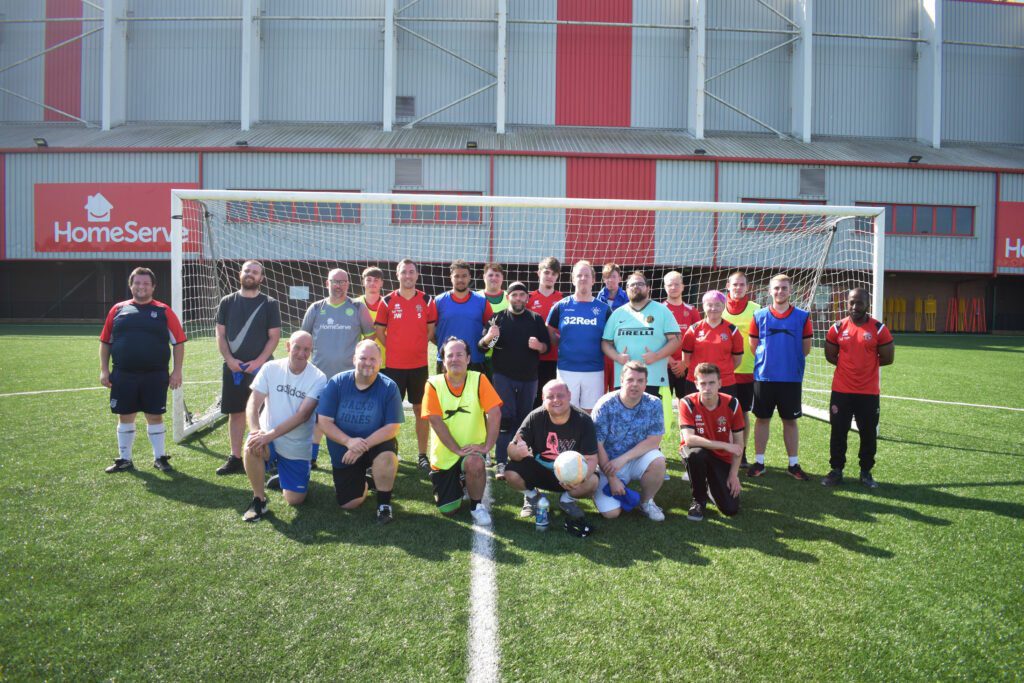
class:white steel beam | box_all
[916,0,942,148]
[687,0,705,139]
[791,0,812,142]
[383,0,396,132]
[102,0,127,130]
[240,0,261,131]
[496,0,507,134]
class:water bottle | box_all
[535,495,550,531]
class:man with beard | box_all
[434,259,493,374]
[215,260,283,476]
[478,262,508,379]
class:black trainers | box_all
[787,464,811,481]
[216,456,245,476]
[747,462,766,477]
[153,456,173,472]
[377,504,394,525]
[859,470,879,489]
[822,469,843,487]
[242,496,268,522]
[417,454,430,472]
[105,458,134,473]
[687,501,705,522]
[266,474,281,491]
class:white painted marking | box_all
[804,388,1023,413]
[467,478,499,683]
[0,380,218,399]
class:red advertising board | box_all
[34,183,200,253]
[995,201,1024,268]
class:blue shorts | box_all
[266,443,311,494]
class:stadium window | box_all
[226,191,361,224]
[740,198,825,232]
[391,190,484,225]
[857,202,974,237]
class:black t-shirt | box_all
[491,309,551,381]
[516,405,597,469]
[215,292,282,362]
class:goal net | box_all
[170,190,884,442]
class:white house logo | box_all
[85,193,113,222]
[50,190,187,246]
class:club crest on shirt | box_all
[646,316,654,323]
[592,307,601,315]
[720,332,729,342]
[864,332,873,341]
[151,311,158,318]
[717,416,728,430]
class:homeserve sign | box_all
[51,192,188,246]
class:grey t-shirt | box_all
[300,297,375,379]
[216,292,282,362]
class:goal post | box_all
[170,189,884,442]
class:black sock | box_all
[470,499,481,510]
[377,490,392,506]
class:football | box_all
[553,450,587,487]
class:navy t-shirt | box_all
[100,299,186,372]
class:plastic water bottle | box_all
[535,495,550,531]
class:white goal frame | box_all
[169,190,884,442]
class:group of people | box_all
[99,259,895,529]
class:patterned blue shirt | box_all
[592,391,664,460]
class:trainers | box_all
[639,499,665,522]
[520,491,541,518]
[152,455,173,472]
[104,458,134,473]
[822,469,843,487]
[470,506,492,526]
[242,496,268,522]
[747,462,766,477]
[417,454,430,472]
[558,497,585,520]
[495,463,506,480]
[687,501,705,522]
[787,463,811,481]
[216,456,245,476]
[377,504,394,525]
[266,474,281,491]
[859,471,879,489]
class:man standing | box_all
[823,288,894,488]
[215,260,282,476]
[423,337,502,526]
[99,267,186,473]
[528,257,562,408]
[546,260,610,413]
[598,263,628,392]
[375,259,438,471]
[478,262,508,379]
[505,379,600,522]
[434,259,493,374]
[601,271,681,394]
[301,268,375,468]
[721,270,760,466]
[318,340,404,524]
[241,331,326,522]
[747,273,813,480]
[591,362,667,521]
[663,270,701,400]
[679,362,746,522]
[477,281,550,479]
[356,266,387,365]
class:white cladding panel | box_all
[4,152,198,259]
[1003,174,1024,202]
[0,6,46,122]
[630,2,689,129]
[492,156,566,262]
[655,161,716,266]
[506,0,557,125]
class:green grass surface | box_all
[0,327,1022,680]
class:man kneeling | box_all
[679,362,745,521]
[505,379,600,524]
[242,331,326,522]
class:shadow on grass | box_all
[878,433,1023,458]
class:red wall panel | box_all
[556,0,632,127]
[565,157,656,265]
[44,0,82,122]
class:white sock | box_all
[755,453,765,465]
[789,455,799,466]
[560,491,575,504]
[524,488,538,499]
[147,423,166,459]
[117,423,136,461]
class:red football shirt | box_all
[679,392,746,463]
[681,319,745,385]
[528,289,562,361]
[826,316,893,395]
[665,300,702,362]
[376,290,438,369]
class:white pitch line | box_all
[804,388,1023,413]
[466,478,500,683]
[0,380,219,399]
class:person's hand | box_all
[246,430,273,451]
[727,473,742,497]
[244,433,270,462]
[100,369,112,388]
[243,359,262,374]
[616,352,630,365]
[169,369,183,390]
[603,458,623,478]
[608,476,626,497]
[506,436,531,462]
[226,358,244,373]
[527,336,544,352]
[460,443,489,458]
[641,346,658,365]
[668,358,684,377]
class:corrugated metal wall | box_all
[631,1,688,129]
[654,161,716,266]
[507,0,557,126]
[0,4,47,121]
[942,0,1024,144]
[5,152,198,259]
[492,156,567,262]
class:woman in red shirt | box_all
[681,290,745,397]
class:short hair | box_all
[572,260,594,278]
[128,267,155,286]
[450,259,471,274]
[702,290,727,305]
[354,338,381,356]
[441,336,470,357]
[621,360,648,378]
[663,270,683,285]
[728,270,748,284]
[769,273,792,286]
[242,259,264,272]
[602,263,621,278]
[289,329,313,345]
[362,266,384,280]
[541,378,570,397]
[693,362,721,378]
[538,256,560,273]
[397,258,417,271]
[849,287,869,299]
[483,262,503,274]
[627,270,647,285]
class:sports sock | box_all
[755,453,765,465]
[376,489,392,506]
[560,491,575,504]
[117,423,136,461]
[470,499,481,510]
[147,423,166,459]
[789,455,799,466]
[311,443,320,461]
[524,488,538,498]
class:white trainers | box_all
[470,506,492,526]
[639,499,665,522]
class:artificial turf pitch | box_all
[0,326,1021,681]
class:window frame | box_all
[856,202,975,237]
[739,198,827,232]
[226,190,362,225]
[390,190,485,225]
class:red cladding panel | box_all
[565,158,656,264]
[556,0,632,127]
[44,0,82,122]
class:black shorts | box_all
[331,439,398,505]
[429,459,470,514]
[504,457,564,493]
[221,363,256,414]
[670,372,689,399]
[752,381,802,420]
[730,382,755,413]
[109,369,169,415]
[381,366,428,405]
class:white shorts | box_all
[556,369,605,410]
[593,449,665,513]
